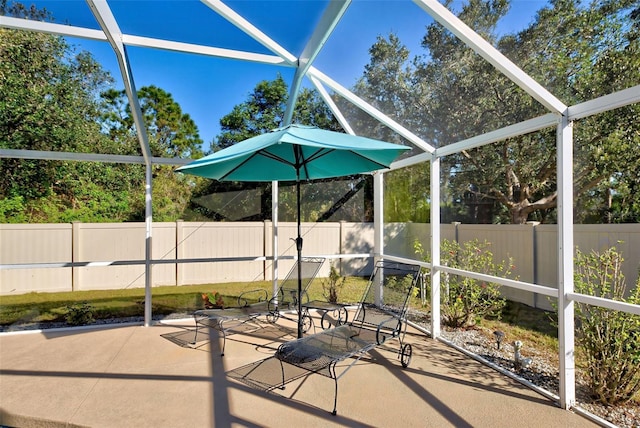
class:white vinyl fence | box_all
[1,221,639,311]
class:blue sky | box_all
[25,0,548,151]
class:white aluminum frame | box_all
[2,0,639,413]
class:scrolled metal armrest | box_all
[237,289,269,307]
[375,317,401,345]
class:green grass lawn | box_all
[0,277,560,371]
[0,277,370,326]
[3,282,636,407]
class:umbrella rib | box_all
[304,149,390,173]
[259,150,296,167]
[347,150,390,170]
[218,142,396,181]
[219,150,293,181]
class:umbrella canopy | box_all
[177,124,410,182]
[177,124,410,338]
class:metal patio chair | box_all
[191,257,325,356]
[273,259,422,415]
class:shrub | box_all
[415,239,512,328]
[202,291,224,309]
[574,247,640,405]
[65,302,95,326]
[321,265,346,303]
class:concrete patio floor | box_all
[0,315,597,428]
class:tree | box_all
[215,74,341,150]
[101,85,203,159]
[192,75,368,222]
[355,0,639,224]
[414,0,560,224]
[0,1,145,222]
[497,0,640,223]
[348,35,431,223]
[1,1,206,223]
[100,86,204,221]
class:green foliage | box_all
[321,265,347,303]
[196,75,369,223]
[201,291,225,309]
[0,195,26,222]
[0,2,150,223]
[215,74,341,150]
[573,247,640,404]
[3,0,638,226]
[64,301,95,326]
[384,164,430,223]
[1,2,205,223]
[354,0,639,224]
[101,86,204,221]
[415,239,511,327]
[215,74,288,149]
[99,85,204,159]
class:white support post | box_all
[86,0,155,327]
[557,113,576,409]
[272,181,279,297]
[430,154,441,338]
[373,173,384,305]
[282,0,349,125]
[373,173,384,260]
[144,163,153,326]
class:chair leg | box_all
[332,377,338,416]
[191,315,199,345]
[219,327,227,357]
[331,364,338,415]
[278,359,286,390]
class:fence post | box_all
[71,221,81,292]
[527,221,540,308]
[175,220,183,286]
[452,221,461,244]
[264,220,270,282]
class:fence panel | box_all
[0,224,72,294]
[574,224,640,292]
[1,222,638,306]
[341,222,374,276]
[75,223,147,291]
[177,222,265,285]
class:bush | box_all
[574,247,640,405]
[202,291,225,309]
[321,265,346,303]
[65,301,95,326]
[415,239,512,328]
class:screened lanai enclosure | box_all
[1,0,639,418]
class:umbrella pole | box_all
[296,178,303,339]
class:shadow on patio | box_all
[0,315,597,428]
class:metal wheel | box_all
[336,307,348,325]
[301,314,312,333]
[320,311,332,330]
[266,310,279,323]
[401,343,412,368]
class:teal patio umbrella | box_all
[176,124,410,338]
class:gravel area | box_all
[438,325,639,428]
